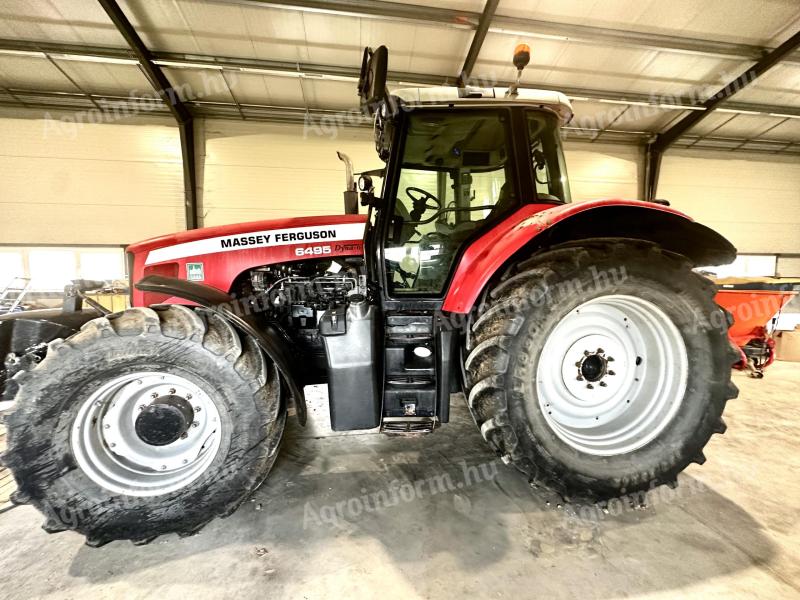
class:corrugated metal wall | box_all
[200,120,383,226]
[0,115,185,245]
[564,143,641,202]
[659,150,800,255]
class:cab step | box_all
[381,416,438,435]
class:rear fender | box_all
[443,200,736,314]
[135,275,307,425]
[0,308,101,402]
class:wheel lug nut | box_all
[169,388,176,394]
[576,375,584,381]
[597,348,604,354]
[608,370,615,376]
[586,384,594,389]
[180,432,188,439]
[186,394,192,400]
[138,404,145,411]
[161,465,167,470]
[607,356,615,362]
[575,361,582,367]
[192,421,199,428]
[584,350,590,356]
[599,381,607,387]
[151,392,158,399]
[103,424,110,429]
[194,406,201,412]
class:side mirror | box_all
[358,46,388,116]
[359,174,373,192]
[358,174,381,208]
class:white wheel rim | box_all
[536,295,688,456]
[71,372,222,497]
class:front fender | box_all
[442,199,736,314]
[135,275,307,425]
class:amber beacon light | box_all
[507,43,531,96]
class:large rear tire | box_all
[2,305,285,546]
[464,240,739,502]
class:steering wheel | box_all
[419,230,448,249]
[405,187,442,221]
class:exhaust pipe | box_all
[337,152,359,215]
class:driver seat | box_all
[489,181,517,219]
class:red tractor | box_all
[0,46,738,546]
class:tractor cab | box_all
[356,46,574,298]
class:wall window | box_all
[79,249,126,283]
[28,250,77,291]
[699,255,777,279]
[0,247,126,292]
[0,251,24,284]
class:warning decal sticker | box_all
[186,262,205,281]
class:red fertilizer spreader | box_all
[714,279,799,378]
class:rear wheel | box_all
[464,240,739,501]
[2,305,285,546]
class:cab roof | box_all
[390,86,573,125]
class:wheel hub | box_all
[578,350,609,383]
[134,395,196,446]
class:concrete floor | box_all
[0,362,798,600]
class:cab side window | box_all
[528,112,571,203]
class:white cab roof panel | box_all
[391,86,574,124]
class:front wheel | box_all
[3,305,285,546]
[464,240,739,501]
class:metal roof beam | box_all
[97,0,192,124]
[645,28,800,200]
[457,0,499,87]
[653,29,800,152]
[488,15,800,64]
[218,0,800,63]
[220,0,476,27]
[3,89,799,155]
[2,38,800,118]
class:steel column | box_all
[97,0,199,229]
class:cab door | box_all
[380,108,521,298]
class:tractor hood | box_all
[127,214,368,306]
[127,214,367,259]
